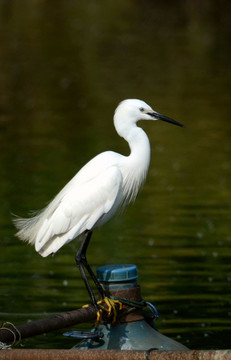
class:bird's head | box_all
[114,99,183,137]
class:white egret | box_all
[14,99,183,307]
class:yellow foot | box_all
[97,297,123,324]
[82,303,103,329]
[82,297,123,327]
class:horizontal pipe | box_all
[0,306,96,344]
[0,286,144,344]
[0,350,230,360]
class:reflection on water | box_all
[0,0,231,350]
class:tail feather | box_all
[13,210,45,245]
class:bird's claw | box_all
[82,297,123,327]
[97,297,123,324]
[94,308,103,328]
[82,303,103,328]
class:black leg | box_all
[75,230,105,307]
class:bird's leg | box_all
[75,230,123,326]
[75,230,105,308]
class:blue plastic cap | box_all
[97,264,138,283]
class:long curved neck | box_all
[115,118,151,202]
[126,125,151,168]
[114,111,151,164]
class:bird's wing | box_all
[35,166,123,256]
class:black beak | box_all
[148,112,184,127]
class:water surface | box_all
[0,0,231,350]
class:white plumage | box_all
[14,99,182,257]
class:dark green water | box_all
[0,0,231,350]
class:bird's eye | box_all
[139,107,144,112]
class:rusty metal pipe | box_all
[0,285,144,345]
[0,305,97,344]
[0,350,231,360]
